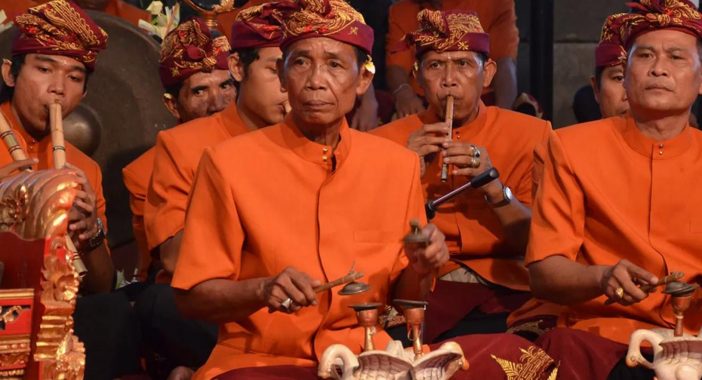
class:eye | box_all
[329,60,343,69]
[192,88,206,96]
[36,66,50,73]
[613,75,624,82]
[68,75,83,83]
[220,81,234,90]
[428,61,440,69]
[457,59,470,67]
[267,66,278,74]
[293,57,309,67]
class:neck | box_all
[11,100,48,141]
[292,113,342,148]
[631,108,689,141]
[236,100,266,131]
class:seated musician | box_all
[132,7,288,379]
[372,9,551,342]
[508,0,702,378]
[171,1,558,379]
[123,17,236,283]
[591,12,630,119]
[0,0,140,377]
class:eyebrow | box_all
[35,54,86,74]
[218,78,235,86]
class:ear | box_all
[277,58,288,93]
[228,52,244,83]
[354,66,374,97]
[163,93,180,120]
[589,75,601,104]
[1,59,16,88]
[481,58,497,89]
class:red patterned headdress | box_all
[159,17,231,88]
[230,3,283,50]
[11,0,108,72]
[405,9,489,58]
[621,0,702,49]
[274,0,374,55]
[595,13,628,68]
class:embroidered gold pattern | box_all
[14,0,107,65]
[620,0,702,46]
[277,0,365,38]
[491,346,558,380]
[160,19,231,75]
[407,9,484,53]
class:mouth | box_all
[645,85,673,92]
[302,100,332,111]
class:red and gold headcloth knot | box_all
[595,13,629,68]
[621,0,702,49]
[11,0,108,72]
[159,17,231,88]
[405,9,489,58]
[230,3,283,50]
[273,0,374,55]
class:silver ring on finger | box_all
[469,157,480,168]
[280,297,293,312]
[470,144,481,158]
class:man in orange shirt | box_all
[122,17,236,283]
[509,1,702,378]
[134,7,288,378]
[0,1,141,377]
[387,0,519,117]
[373,9,551,343]
[172,2,557,379]
[591,13,630,119]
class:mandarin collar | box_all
[621,116,692,160]
[417,100,487,140]
[279,114,351,170]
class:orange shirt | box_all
[509,116,702,344]
[122,147,155,281]
[1,0,148,27]
[372,103,551,290]
[172,117,425,379]
[0,102,107,229]
[144,104,250,251]
[387,0,519,94]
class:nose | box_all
[48,74,65,98]
[440,62,458,89]
[207,88,228,114]
[305,63,327,91]
[649,56,669,78]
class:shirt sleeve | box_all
[525,131,585,266]
[144,132,192,250]
[486,0,519,60]
[390,156,427,284]
[171,148,245,291]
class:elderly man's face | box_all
[1,54,86,135]
[281,37,372,128]
[592,64,629,118]
[417,50,496,123]
[624,29,702,116]
[167,69,236,123]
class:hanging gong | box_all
[0,11,178,247]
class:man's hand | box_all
[351,87,379,132]
[259,267,321,313]
[443,142,503,199]
[0,159,36,179]
[393,85,426,119]
[600,259,659,306]
[404,223,449,276]
[407,122,449,176]
[65,163,100,251]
